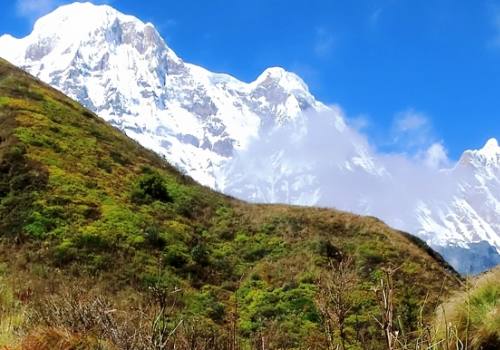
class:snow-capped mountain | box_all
[0,2,333,187]
[416,139,500,273]
[1,2,499,274]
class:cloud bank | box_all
[220,106,456,235]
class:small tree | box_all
[372,267,399,350]
[315,255,358,350]
[149,283,183,349]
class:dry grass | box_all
[17,327,110,350]
[434,267,500,350]
[0,276,29,348]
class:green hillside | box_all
[0,57,461,349]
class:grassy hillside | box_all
[0,57,462,349]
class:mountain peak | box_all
[458,138,500,169]
[32,2,140,34]
[481,138,500,154]
[26,1,166,55]
[476,138,500,165]
[0,1,177,74]
[253,67,309,93]
[474,138,500,162]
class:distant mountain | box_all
[417,139,500,273]
[1,2,499,274]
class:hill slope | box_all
[0,57,460,348]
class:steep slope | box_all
[0,58,461,348]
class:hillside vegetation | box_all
[0,57,464,349]
[434,267,500,349]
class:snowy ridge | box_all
[422,139,500,272]
[1,2,500,274]
[0,1,333,188]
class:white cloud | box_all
[314,27,335,58]
[423,142,450,169]
[391,108,437,152]
[348,114,371,131]
[394,108,428,132]
[222,107,454,236]
[16,0,60,20]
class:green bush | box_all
[164,244,190,268]
[97,159,113,173]
[191,243,210,265]
[144,226,167,249]
[237,279,319,343]
[53,239,78,266]
[131,171,172,204]
[24,211,58,238]
[189,286,226,322]
[75,232,111,251]
[311,239,342,261]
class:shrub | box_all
[191,243,210,265]
[311,239,342,261]
[24,211,58,239]
[53,239,77,266]
[28,291,138,349]
[164,244,190,268]
[96,159,113,173]
[74,232,110,251]
[109,151,130,166]
[189,287,226,322]
[143,226,167,249]
[0,140,48,239]
[131,171,172,204]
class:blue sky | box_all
[1,0,500,159]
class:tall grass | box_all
[0,277,28,347]
[434,267,499,350]
[382,267,499,350]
